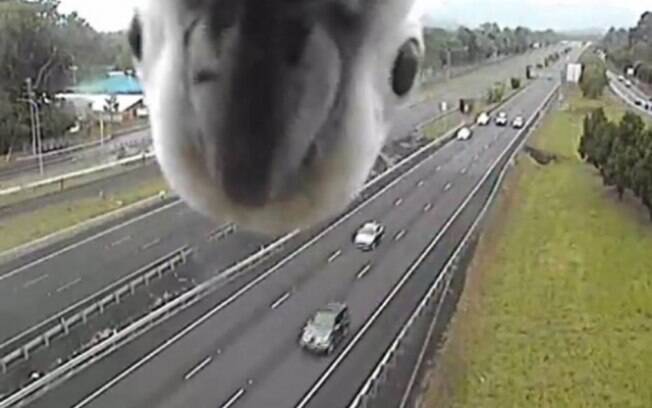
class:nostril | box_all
[301,142,318,169]
[194,69,220,84]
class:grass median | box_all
[0,177,168,253]
[423,87,652,407]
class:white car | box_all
[625,79,633,88]
[495,112,508,126]
[512,116,525,129]
[618,75,625,82]
[456,127,473,141]
[476,112,490,126]
[353,221,385,251]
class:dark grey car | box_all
[299,303,351,355]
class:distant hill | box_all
[421,15,461,30]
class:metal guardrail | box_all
[0,246,191,375]
[348,81,561,408]
[0,233,296,408]
[0,152,155,197]
[14,125,151,163]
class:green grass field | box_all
[424,87,652,407]
[0,178,168,253]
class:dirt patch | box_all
[418,159,527,408]
[524,145,558,165]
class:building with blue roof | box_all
[68,71,144,95]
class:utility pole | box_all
[25,78,37,156]
[22,78,44,175]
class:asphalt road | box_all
[22,60,568,408]
[0,129,152,188]
[0,163,162,220]
[607,72,652,118]
[389,44,568,140]
[0,198,272,354]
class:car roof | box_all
[323,302,347,313]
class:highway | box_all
[20,65,567,408]
[608,71,652,118]
[0,198,271,355]
[0,129,151,187]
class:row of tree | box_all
[422,23,560,74]
[0,0,128,154]
[602,11,652,84]
[578,109,652,219]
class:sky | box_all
[58,0,650,33]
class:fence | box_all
[347,82,560,408]
[0,246,191,375]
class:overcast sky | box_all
[58,0,649,33]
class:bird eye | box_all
[391,39,421,97]
[128,15,143,60]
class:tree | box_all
[579,109,652,219]
[0,0,124,154]
[579,60,608,99]
[510,77,521,89]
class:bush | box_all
[579,108,652,219]
[510,77,522,90]
[579,61,608,99]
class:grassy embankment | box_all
[0,177,168,253]
[423,87,652,407]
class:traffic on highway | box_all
[0,0,612,407]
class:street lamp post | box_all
[18,97,44,175]
[21,76,44,175]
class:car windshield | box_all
[312,311,336,329]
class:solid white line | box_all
[296,82,557,408]
[394,230,406,241]
[56,278,82,293]
[327,250,342,263]
[183,356,212,381]
[423,203,432,212]
[394,198,403,206]
[220,388,245,408]
[270,292,291,309]
[70,125,451,408]
[356,264,372,280]
[141,238,161,251]
[443,182,452,192]
[0,200,181,283]
[23,274,49,289]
